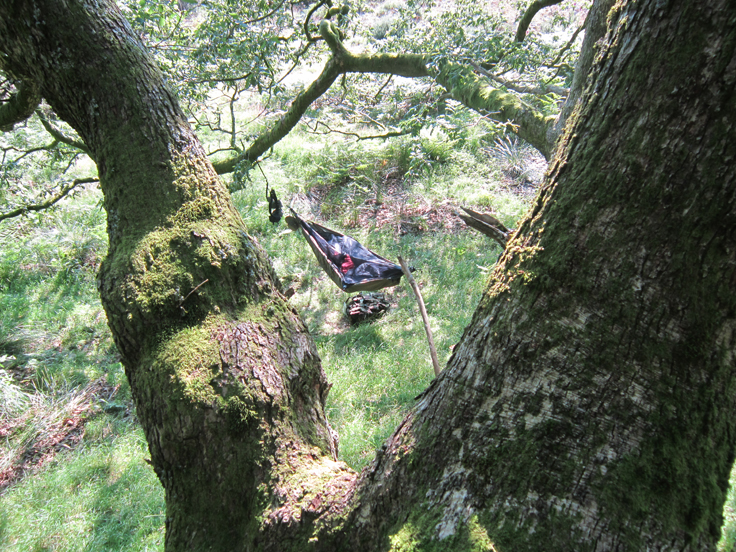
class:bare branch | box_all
[305,120,411,141]
[469,61,569,96]
[372,74,393,103]
[239,0,288,25]
[186,72,253,85]
[549,22,586,67]
[515,0,565,42]
[36,110,90,154]
[2,142,58,162]
[0,177,97,222]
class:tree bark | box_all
[327,1,736,550]
[549,0,616,149]
[2,0,736,551]
[0,2,350,550]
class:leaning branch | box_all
[515,0,565,42]
[398,255,441,377]
[0,177,97,222]
[213,19,557,173]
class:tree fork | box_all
[2,0,736,550]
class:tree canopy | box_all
[0,0,587,219]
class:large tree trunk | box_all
[331,1,736,550]
[0,2,350,550]
[2,0,735,551]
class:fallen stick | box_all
[398,256,441,377]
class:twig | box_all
[179,279,209,306]
[549,22,586,67]
[305,120,410,141]
[0,177,97,222]
[469,61,568,97]
[372,74,393,104]
[398,256,441,377]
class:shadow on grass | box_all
[82,461,165,552]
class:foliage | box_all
[0,0,587,219]
[0,107,94,222]
[114,0,587,166]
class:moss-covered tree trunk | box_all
[0,2,352,550]
[2,0,736,551]
[327,1,736,550]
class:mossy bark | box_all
[326,0,736,550]
[0,2,352,550]
[3,0,736,551]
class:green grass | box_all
[0,421,164,552]
[0,187,158,550]
[3,107,736,550]
[229,127,516,470]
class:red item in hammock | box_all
[341,254,354,274]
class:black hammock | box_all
[286,209,405,293]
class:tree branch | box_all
[0,78,41,131]
[213,19,558,173]
[0,177,97,222]
[305,120,411,141]
[36,110,90,154]
[515,0,565,42]
[432,60,555,158]
[549,21,586,68]
[469,61,568,96]
[211,57,343,174]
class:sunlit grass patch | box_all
[0,423,164,552]
[229,124,522,472]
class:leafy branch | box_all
[213,14,560,173]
